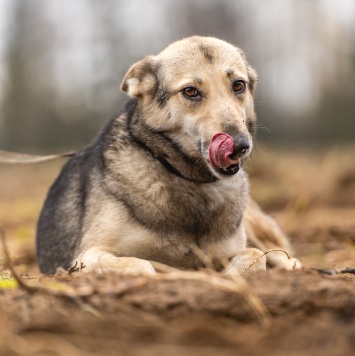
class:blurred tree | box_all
[0,0,354,150]
[1,1,108,152]
[85,1,130,118]
[167,0,244,44]
[314,49,355,143]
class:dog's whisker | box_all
[256,126,271,133]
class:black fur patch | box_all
[247,66,257,94]
[156,156,186,180]
[155,86,170,108]
[146,63,171,108]
[126,105,217,184]
[198,44,214,63]
[158,132,199,167]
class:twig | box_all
[0,224,106,317]
[0,224,149,317]
[0,224,277,324]
[312,267,355,275]
[0,223,84,299]
[0,223,35,293]
[340,267,355,274]
[312,268,337,275]
[240,249,292,275]
[0,150,75,165]
[68,261,86,275]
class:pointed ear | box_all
[121,56,157,97]
[247,65,258,95]
[238,48,258,96]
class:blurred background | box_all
[0,0,354,152]
[1,3,355,337]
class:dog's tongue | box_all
[209,133,239,168]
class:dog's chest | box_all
[102,125,248,242]
[110,158,248,242]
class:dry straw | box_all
[1,223,296,325]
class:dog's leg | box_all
[224,248,267,276]
[75,247,156,275]
[244,198,301,269]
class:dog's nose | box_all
[230,135,250,158]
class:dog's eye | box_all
[182,87,200,99]
[233,80,245,93]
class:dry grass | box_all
[1,146,355,355]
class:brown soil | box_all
[1,146,354,355]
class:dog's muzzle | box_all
[208,133,250,176]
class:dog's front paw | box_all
[223,248,267,276]
[264,249,302,270]
[98,255,156,275]
[76,249,156,275]
[276,256,302,270]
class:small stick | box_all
[68,261,86,275]
[241,248,293,275]
[0,224,104,316]
[313,267,355,275]
[340,267,355,275]
[0,223,35,293]
[0,150,75,165]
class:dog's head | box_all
[121,36,258,178]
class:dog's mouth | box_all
[214,163,241,175]
[208,133,244,176]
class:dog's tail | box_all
[0,150,75,165]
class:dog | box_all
[36,36,299,275]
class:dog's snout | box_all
[230,136,250,158]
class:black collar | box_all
[126,104,218,184]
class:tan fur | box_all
[37,36,300,276]
[122,37,255,166]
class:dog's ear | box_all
[238,48,258,96]
[121,56,157,97]
[247,65,258,95]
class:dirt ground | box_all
[0,145,355,355]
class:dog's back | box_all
[37,147,96,273]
